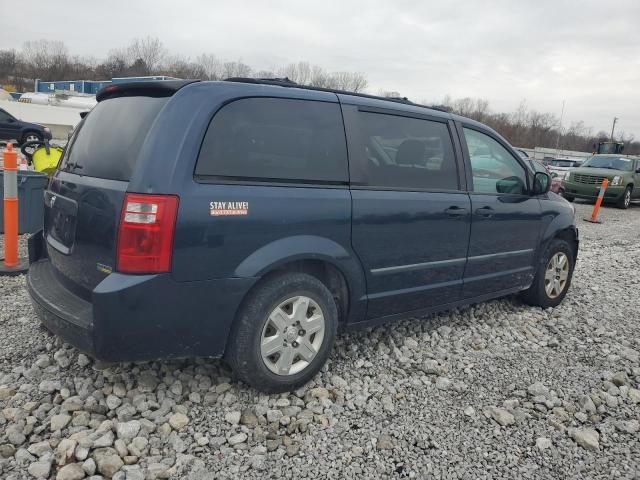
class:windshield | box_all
[582,155,633,171]
[549,160,578,167]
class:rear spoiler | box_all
[96,80,200,102]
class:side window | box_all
[196,98,348,183]
[354,112,459,190]
[464,128,527,195]
[0,110,12,122]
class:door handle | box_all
[475,206,494,218]
[445,206,468,217]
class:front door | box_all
[344,104,471,319]
[460,126,543,298]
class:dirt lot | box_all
[1,200,639,479]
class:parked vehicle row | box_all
[27,79,578,392]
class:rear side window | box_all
[354,112,459,190]
[195,98,348,183]
[61,96,168,181]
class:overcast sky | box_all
[4,0,639,138]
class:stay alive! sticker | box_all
[209,201,249,216]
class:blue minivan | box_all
[27,79,578,392]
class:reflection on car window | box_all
[357,112,459,190]
[464,128,526,195]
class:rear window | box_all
[61,96,168,181]
[195,98,348,183]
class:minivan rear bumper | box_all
[27,258,256,362]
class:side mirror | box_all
[532,171,551,195]
[636,167,640,173]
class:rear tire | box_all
[521,238,575,308]
[21,131,43,145]
[225,272,338,393]
[616,186,632,209]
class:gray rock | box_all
[137,373,159,393]
[116,421,141,440]
[77,354,91,367]
[227,433,247,446]
[93,447,124,478]
[51,414,72,431]
[56,463,85,480]
[55,438,77,466]
[377,434,394,450]
[92,432,115,448]
[28,460,52,479]
[435,377,452,390]
[127,437,148,457]
[0,444,17,459]
[615,420,639,434]
[536,437,552,450]
[82,458,97,476]
[61,397,84,412]
[168,413,189,431]
[28,441,52,458]
[487,407,515,426]
[240,410,258,427]
[570,428,599,450]
[224,411,241,425]
[527,382,549,397]
[0,385,16,400]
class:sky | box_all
[3,0,640,138]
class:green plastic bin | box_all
[0,170,49,234]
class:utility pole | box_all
[610,117,618,142]
[555,100,565,156]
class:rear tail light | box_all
[116,193,179,274]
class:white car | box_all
[545,159,583,180]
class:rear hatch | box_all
[44,91,171,295]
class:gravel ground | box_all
[0,200,639,480]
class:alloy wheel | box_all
[544,252,569,299]
[260,296,326,376]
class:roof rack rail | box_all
[223,77,450,113]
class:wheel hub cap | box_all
[544,252,570,299]
[260,296,326,376]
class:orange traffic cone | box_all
[1,143,29,275]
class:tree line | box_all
[436,96,640,155]
[1,37,637,155]
[0,37,368,93]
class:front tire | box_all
[225,272,338,393]
[616,186,632,209]
[521,238,575,308]
[21,131,43,145]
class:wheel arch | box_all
[233,235,367,325]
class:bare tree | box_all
[196,54,223,80]
[222,61,252,78]
[126,37,166,75]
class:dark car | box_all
[27,79,579,392]
[0,107,52,144]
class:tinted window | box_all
[355,112,459,190]
[196,98,348,183]
[464,128,527,195]
[61,96,168,181]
